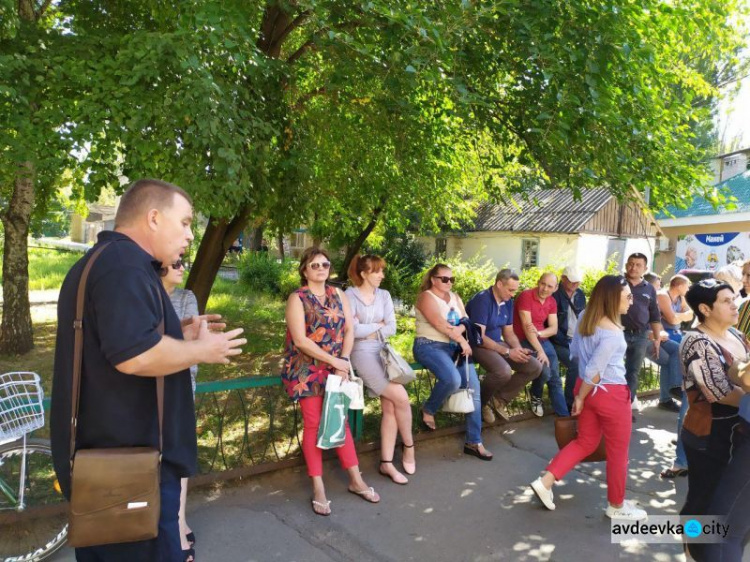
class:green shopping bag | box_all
[316,374,351,449]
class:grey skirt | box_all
[351,340,389,397]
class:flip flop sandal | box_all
[185,532,196,547]
[348,486,380,503]
[183,547,195,562]
[660,467,688,479]
[311,499,332,516]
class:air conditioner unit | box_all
[657,237,673,252]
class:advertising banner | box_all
[675,232,750,272]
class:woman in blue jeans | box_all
[413,264,491,460]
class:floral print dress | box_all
[281,285,345,401]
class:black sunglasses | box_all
[433,275,456,284]
[171,259,185,270]
[309,261,331,270]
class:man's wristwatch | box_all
[501,347,510,358]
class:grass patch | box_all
[200,277,287,381]
[0,247,81,292]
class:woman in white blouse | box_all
[530,275,647,522]
[346,255,416,484]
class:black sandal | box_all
[660,467,688,479]
[186,532,196,547]
[463,444,493,461]
[401,443,416,475]
[183,547,195,562]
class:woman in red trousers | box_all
[529,275,647,521]
[282,247,379,516]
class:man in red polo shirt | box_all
[513,272,570,417]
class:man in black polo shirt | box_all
[621,252,662,418]
[51,179,246,561]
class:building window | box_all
[435,237,447,256]
[521,238,539,269]
[292,231,306,249]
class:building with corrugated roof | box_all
[419,187,661,272]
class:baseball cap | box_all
[562,266,582,284]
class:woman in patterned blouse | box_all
[680,279,748,561]
[282,247,379,516]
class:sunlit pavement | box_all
[52,399,694,562]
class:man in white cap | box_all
[551,266,587,412]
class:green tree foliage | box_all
[1,0,747,353]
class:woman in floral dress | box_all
[282,247,380,516]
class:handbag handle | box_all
[70,243,165,466]
[453,355,471,389]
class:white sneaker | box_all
[482,404,496,424]
[631,397,642,412]
[530,397,544,418]
[605,500,647,521]
[530,478,555,510]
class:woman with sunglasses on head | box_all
[160,258,198,562]
[345,254,416,485]
[530,276,647,521]
[678,279,747,561]
[413,264,490,460]
[282,247,379,516]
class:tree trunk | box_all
[186,4,293,309]
[338,212,384,280]
[186,212,250,311]
[248,226,264,251]
[277,232,285,258]
[0,164,36,354]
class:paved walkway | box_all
[52,401,705,562]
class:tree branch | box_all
[287,20,364,64]
[35,0,53,18]
[269,10,311,53]
[293,86,328,110]
[287,37,317,64]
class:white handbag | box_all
[378,332,417,385]
[342,363,365,410]
[442,357,475,414]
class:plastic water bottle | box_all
[447,307,460,326]
[447,307,460,354]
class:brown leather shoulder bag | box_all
[67,243,165,548]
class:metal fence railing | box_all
[35,361,661,479]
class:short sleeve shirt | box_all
[51,231,197,497]
[512,288,557,342]
[622,279,660,331]
[466,287,513,343]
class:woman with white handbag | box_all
[413,264,491,461]
[346,254,417,484]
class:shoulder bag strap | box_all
[70,243,165,465]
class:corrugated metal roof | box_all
[655,170,750,220]
[469,187,613,233]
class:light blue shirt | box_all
[570,324,627,386]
